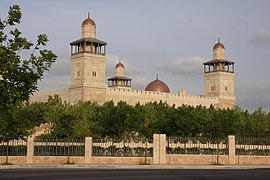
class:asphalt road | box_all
[0,168,270,180]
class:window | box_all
[76,71,80,77]
[92,71,97,77]
[225,86,228,91]
[75,63,81,79]
[211,86,215,91]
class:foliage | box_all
[28,96,270,139]
[0,5,56,142]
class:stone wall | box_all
[90,157,152,165]
[30,88,70,103]
[0,156,26,165]
[30,86,220,108]
[167,155,228,165]
[106,87,219,108]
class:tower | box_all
[69,14,107,103]
[107,60,132,89]
[203,39,235,108]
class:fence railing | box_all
[0,140,27,156]
[34,138,85,156]
[236,137,270,156]
[166,137,228,155]
[92,138,153,157]
[2,136,270,158]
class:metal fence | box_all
[92,138,153,157]
[34,138,85,156]
[166,137,228,155]
[0,140,27,156]
[236,137,270,156]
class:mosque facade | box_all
[30,15,236,109]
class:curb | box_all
[1,164,270,170]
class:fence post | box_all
[85,137,92,164]
[228,135,235,164]
[153,134,166,165]
[26,136,34,164]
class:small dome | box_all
[82,17,96,26]
[115,62,124,69]
[145,77,170,93]
[213,38,225,50]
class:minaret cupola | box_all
[115,60,125,76]
[81,13,96,38]
[213,38,225,60]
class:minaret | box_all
[107,60,132,89]
[69,14,107,103]
[203,39,235,108]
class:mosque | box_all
[31,15,236,109]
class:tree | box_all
[0,5,57,143]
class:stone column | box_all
[228,135,235,164]
[153,134,166,165]
[26,136,34,164]
[85,137,92,164]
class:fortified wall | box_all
[31,86,219,108]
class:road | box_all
[0,168,270,179]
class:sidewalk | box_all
[1,164,270,169]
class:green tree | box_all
[249,107,269,137]
[0,5,56,144]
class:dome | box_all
[82,13,96,26]
[115,62,124,69]
[213,38,225,50]
[145,77,170,93]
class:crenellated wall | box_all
[30,86,219,108]
[30,88,70,103]
[106,87,219,107]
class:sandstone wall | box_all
[105,87,219,108]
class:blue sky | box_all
[1,0,270,112]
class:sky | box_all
[1,0,270,112]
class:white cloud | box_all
[157,56,205,77]
[249,29,270,47]
[106,53,144,77]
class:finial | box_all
[119,59,121,63]
[156,74,159,80]
[218,37,220,43]
[88,12,90,19]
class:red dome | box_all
[82,18,96,26]
[145,78,170,93]
[115,62,124,69]
[213,42,225,49]
[213,38,225,50]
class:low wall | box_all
[33,156,85,164]
[236,156,270,165]
[90,157,152,165]
[0,156,26,165]
[2,155,270,165]
[166,155,228,165]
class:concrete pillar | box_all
[85,137,92,164]
[26,136,34,164]
[153,134,166,165]
[228,135,235,164]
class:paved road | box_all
[0,168,270,180]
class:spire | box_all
[88,12,90,19]
[156,74,159,80]
[218,37,220,43]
